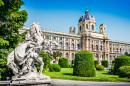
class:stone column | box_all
[89,38,91,51]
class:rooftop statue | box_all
[7,23,58,83]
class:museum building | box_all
[19,9,130,65]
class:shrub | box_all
[94,60,99,67]
[112,60,115,66]
[49,64,61,72]
[72,64,74,68]
[118,66,130,78]
[113,55,130,75]
[96,65,104,70]
[39,51,50,71]
[111,66,114,73]
[102,60,108,68]
[72,59,75,65]
[73,50,96,77]
[58,57,69,68]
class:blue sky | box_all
[21,0,130,42]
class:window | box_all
[116,48,118,53]
[71,43,74,49]
[72,53,74,59]
[95,54,98,60]
[66,38,68,41]
[91,40,93,43]
[77,44,80,50]
[96,45,98,50]
[60,37,62,40]
[91,44,93,50]
[110,55,112,60]
[53,37,56,40]
[120,48,122,53]
[92,25,94,30]
[113,56,115,60]
[46,36,49,39]
[86,24,88,29]
[100,45,102,51]
[66,53,69,58]
[80,26,82,31]
[72,39,74,41]
[65,43,68,49]
[59,42,62,49]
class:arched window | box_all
[104,28,105,33]
[96,45,98,50]
[92,25,94,30]
[71,43,74,49]
[80,26,82,31]
[72,53,74,59]
[66,53,69,58]
[73,30,75,34]
[60,53,62,58]
[77,44,80,50]
[116,48,118,53]
[95,54,98,60]
[120,48,122,53]
[91,44,93,50]
[65,43,68,49]
[86,24,88,29]
[100,45,102,51]
[46,36,49,39]
[113,56,115,60]
[100,28,102,33]
[110,55,112,60]
[59,42,62,49]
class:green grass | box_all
[43,68,130,82]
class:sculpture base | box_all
[10,72,51,86]
[10,80,51,86]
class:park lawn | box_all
[43,68,130,82]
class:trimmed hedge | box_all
[72,59,75,65]
[118,66,130,78]
[113,55,130,75]
[58,57,69,68]
[73,50,96,77]
[96,65,104,70]
[112,60,115,66]
[94,60,99,67]
[102,60,108,68]
[49,64,61,72]
[111,66,114,73]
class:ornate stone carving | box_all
[7,23,58,83]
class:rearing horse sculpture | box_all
[7,23,58,80]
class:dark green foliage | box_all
[49,64,61,72]
[96,65,104,70]
[94,60,99,67]
[113,55,130,75]
[58,57,69,68]
[118,66,130,78]
[111,66,114,73]
[112,60,115,66]
[71,64,74,68]
[72,59,75,65]
[52,51,62,63]
[102,60,108,67]
[39,51,50,71]
[124,52,130,57]
[73,50,96,77]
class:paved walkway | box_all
[51,79,130,86]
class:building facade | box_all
[19,9,130,65]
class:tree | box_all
[0,0,28,80]
[52,51,62,63]
[124,52,130,57]
[0,0,28,48]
